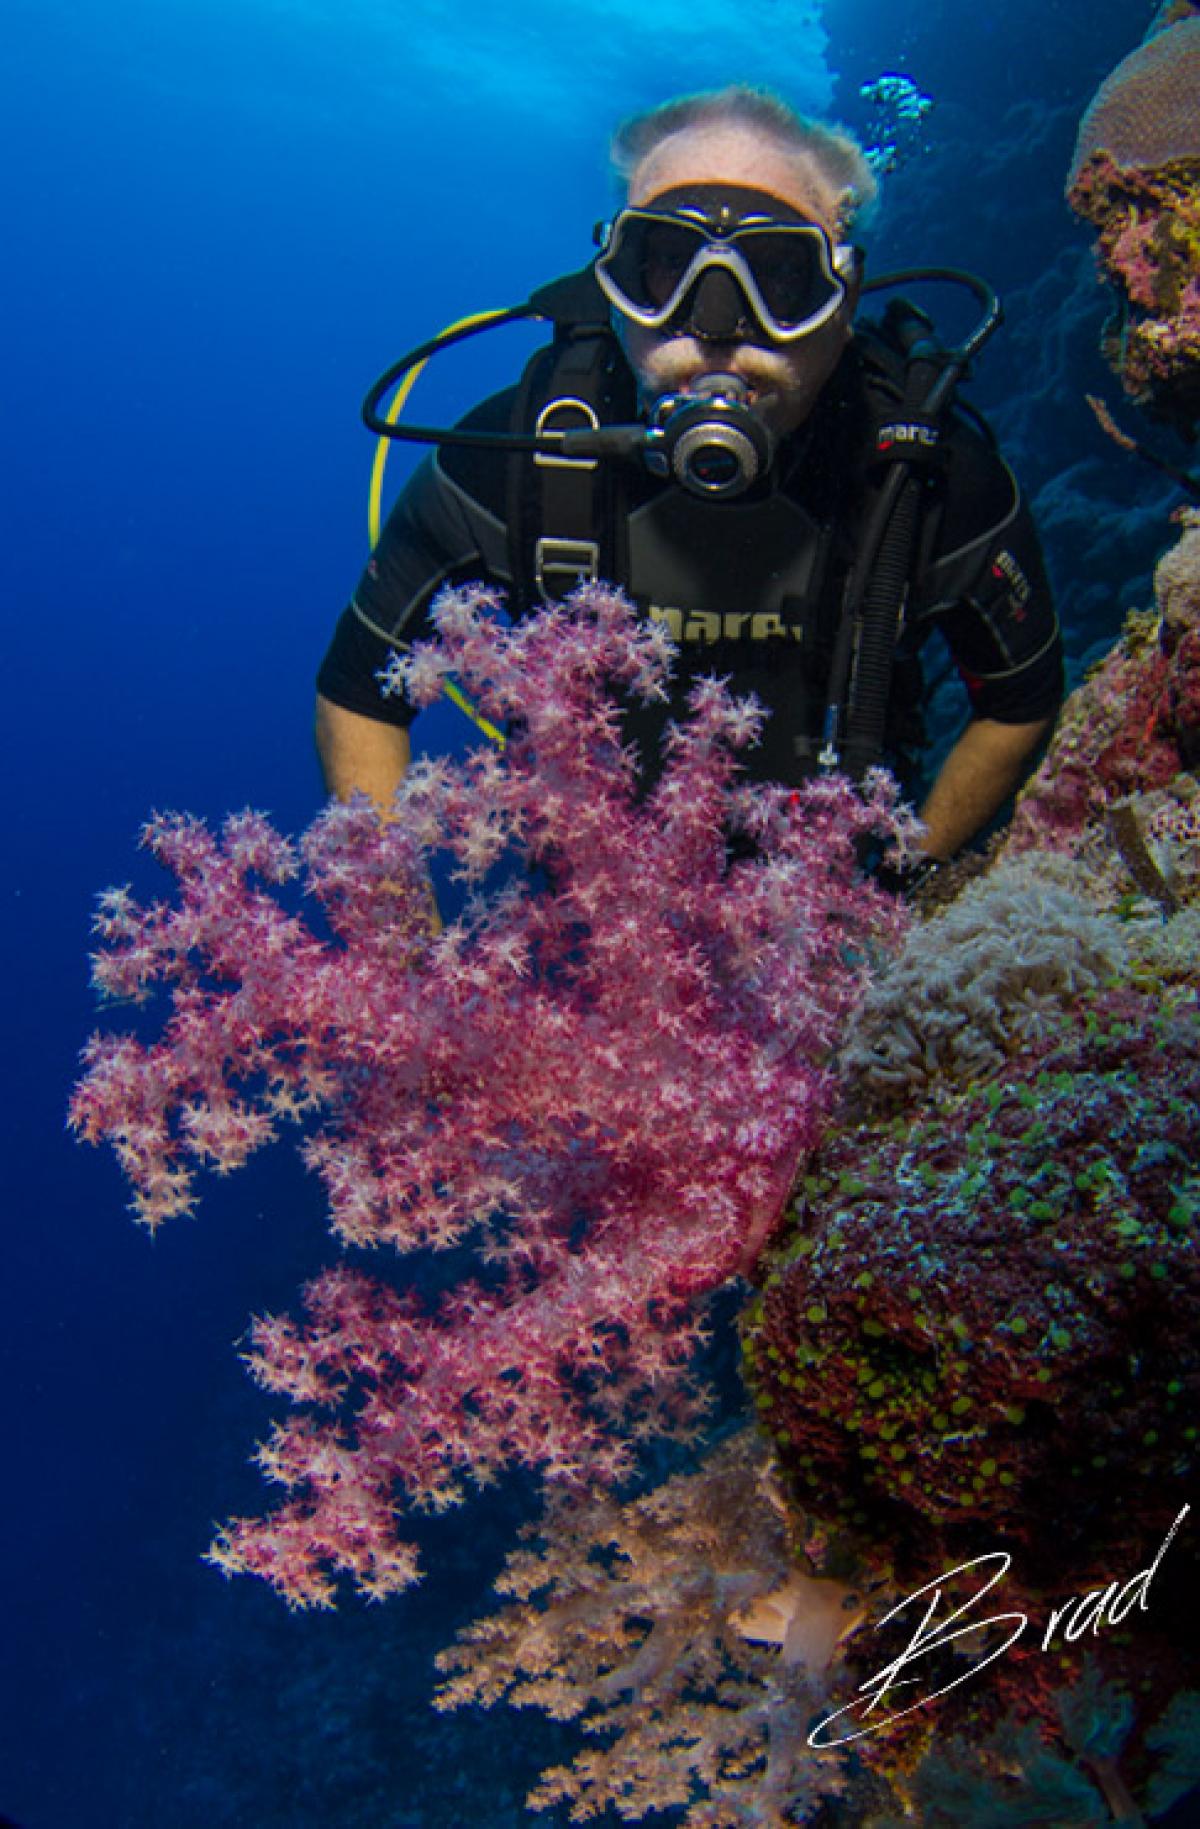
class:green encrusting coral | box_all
[742,979,1199,1584]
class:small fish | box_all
[1107,801,1179,915]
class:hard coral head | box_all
[1068,18,1200,185]
[1066,21,1200,438]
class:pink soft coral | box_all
[1004,511,1200,858]
[71,583,908,1608]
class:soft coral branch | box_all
[71,583,910,1607]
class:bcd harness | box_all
[497,265,1002,779]
[361,261,1003,777]
[504,272,639,610]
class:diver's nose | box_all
[687,267,752,343]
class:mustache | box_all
[636,338,796,395]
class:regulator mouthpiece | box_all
[644,374,775,499]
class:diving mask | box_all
[594,184,859,346]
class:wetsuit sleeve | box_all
[911,428,1064,724]
[316,390,517,727]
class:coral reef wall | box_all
[735,513,1200,1808]
[1066,18,1200,435]
[746,512,1200,1582]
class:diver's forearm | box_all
[315,694,412,807]
[918,714,1053,859]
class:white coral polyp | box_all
[838,854,1131,1109]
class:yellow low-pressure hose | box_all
[368,310,514,749]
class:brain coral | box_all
[1068,19,1200,183]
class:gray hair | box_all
[609,85,878,233]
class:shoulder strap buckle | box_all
[534,536,600,600]
[534,398,600,471]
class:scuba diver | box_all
[315,85,1063,879]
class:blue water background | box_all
[0,2,1176,1824]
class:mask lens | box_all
[738,228,831,328]
[606,215,703,312]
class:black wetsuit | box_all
[318,334,1062,790]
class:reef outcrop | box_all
[1067,17,1200,433]
[745,515,1200,1593]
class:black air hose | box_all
[841,472,924,780]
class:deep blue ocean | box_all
[2,3,1185,1825]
